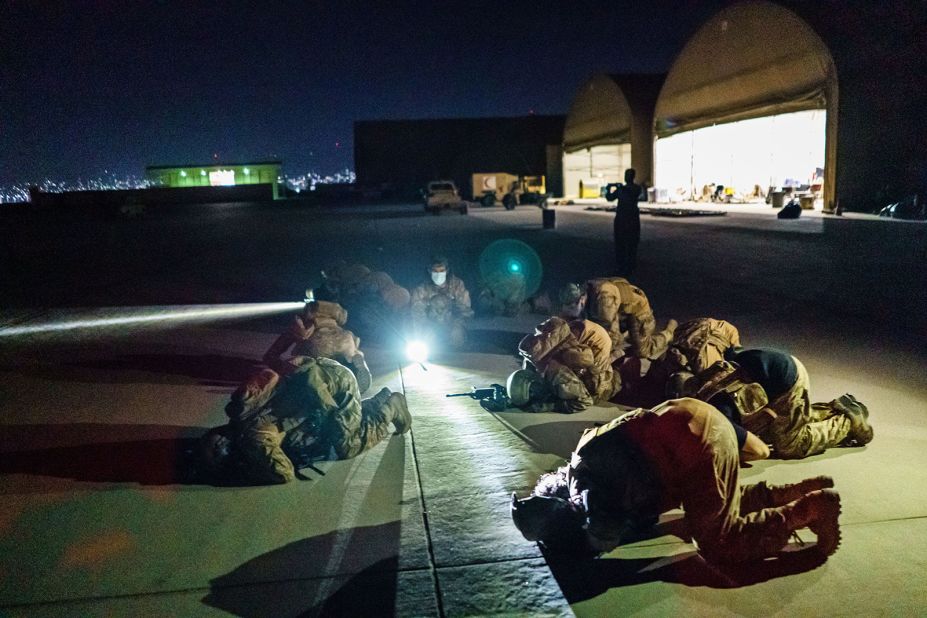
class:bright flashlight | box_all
[508,260,522,273]
[405,340,429,364]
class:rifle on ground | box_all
[446,384,510,411]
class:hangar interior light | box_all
[562,143,631,198]
[655,110,826,204]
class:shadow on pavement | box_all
[203,527,404,618]
[466,328,527,355]
[546,545,828,597]
[0,423,210,489]
[518,420,610,459]
[204,438,409,617]
[1,353,263,386]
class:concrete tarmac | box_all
[1,201,925,616]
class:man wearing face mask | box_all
[409,255,474,349]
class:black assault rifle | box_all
[446,384,509,411]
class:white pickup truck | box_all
[424,180,468,215]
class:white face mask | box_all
[431,271,447,286]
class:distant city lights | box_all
[0,168,358,203]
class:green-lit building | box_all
[145,161,282,198]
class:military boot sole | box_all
[840,394,873,446]
[769,475,836,506]
[808,489,842,557]
[351,355,372,394]
[389,393,412,435]
[848,424,874,446]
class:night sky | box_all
[1,0,730,183]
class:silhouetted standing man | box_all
[606,168,642,277]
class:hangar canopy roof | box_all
[654,0,834,137]
[564,75,634,153]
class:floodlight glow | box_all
[180,170,187,177]
[0,302,305,338]
[405,340,429,364]
[209,170,235,186]
[200,170,206,176]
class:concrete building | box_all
[146,161,282,199]
[354,116,565,200]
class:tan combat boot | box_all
[838,394,873,446]
[786,489,842,556]
[765,476,835,506]
[385,392,412,435]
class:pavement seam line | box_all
[400,363,447,618]
[0,565,441,611]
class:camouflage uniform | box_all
[518,317,619,412]
[477,271,528,316]
[226,357,406,484]
[409,274,473,348]
[584,277,675,360]
[624,317,742,407]
[568,398,811,564]
[316,262,411,338]
[663,318,741,375]
[263,301,371,392]
[693,356,859,459]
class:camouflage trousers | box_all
[624,314,675,360]
[681,409,795,564]
[281,388,396,461]
[531,362,622,413]
[589,292,672,360]
[740,358,852,459]
[524,363,594,413]
[238,388,396,484]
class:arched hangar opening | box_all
[562,74,663,198]
[654,1,838,210]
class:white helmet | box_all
[506,369,543,406]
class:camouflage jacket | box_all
[410,275,474,322]
[664,318,741,374]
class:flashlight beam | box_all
[0,302,305,338]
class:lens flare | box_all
[479,239,543,298]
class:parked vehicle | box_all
[423,180,468,215]
[471,173,547,209]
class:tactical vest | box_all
[693,361,769,418]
